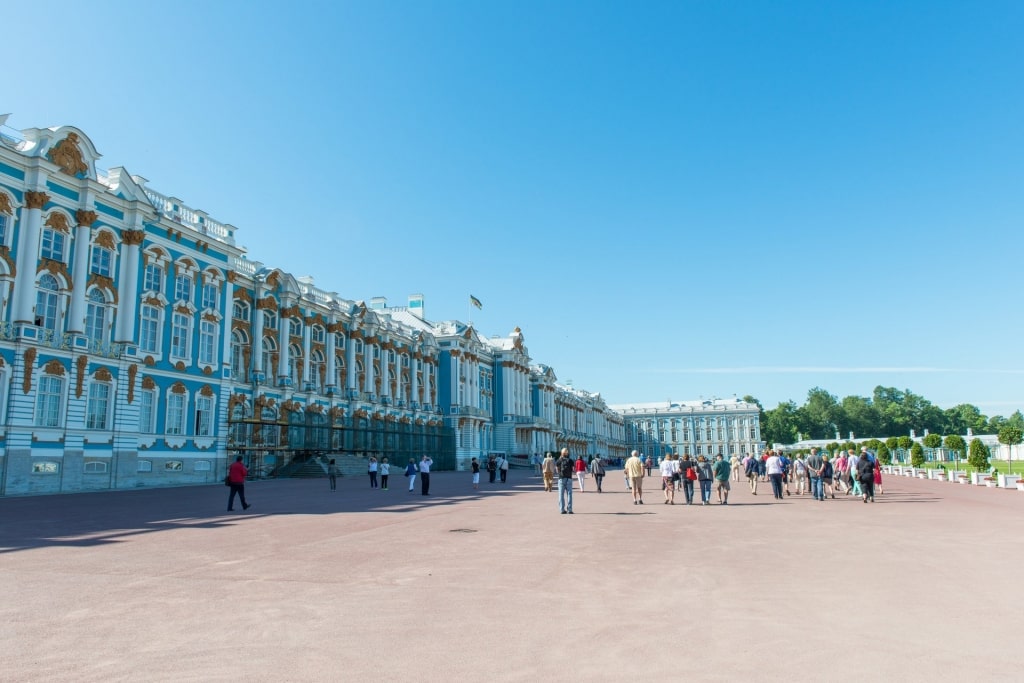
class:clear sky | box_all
[5,0,1023,415]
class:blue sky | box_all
[5,1,1023,415]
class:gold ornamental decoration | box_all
[94,367,112,382]
[25,191,51,210]
[76,210,98,228]
[200,385,214,397]
[22,348,37,393]
[174,361,186,371]
[141,375,156,389]
[170,381,187,394]
[75,355,88,398]
[233,288,252,303]
[127,363,138,404]
[121,229,145,247]
[93,230,116,250]
[44,359,66,376]
[0,193,12,214]
[48,133,89,176]
[45,212,71,233]
[256,296,277,311]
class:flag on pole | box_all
[469,295,483,310]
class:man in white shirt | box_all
[419,455,433,496]
[766,451,784,500]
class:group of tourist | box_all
[362,454,435,495]
[740,447,882,503]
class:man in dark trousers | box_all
[419,454,433,495]
[226,455,251,511]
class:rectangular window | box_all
[171,313,190,358]
[140,306,160,354]
[201,283,218,310]
[166,393,186,435]
[35,376,63,427]
[195,395,213,436]
[198,320,216,365]
[91,247,112,277]
[85,302,105,342]
[143,264,163,293]
[0,214,8,244]
[139,390,155,433]
[263,311,277,330]
[86,382,110,430]
[41,229,65,261]
[750,427,757,439]
[35,290,59,331]
[174,274,193,303]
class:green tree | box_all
[877,443,891,465]
[968,438,990,472]
[885,436,899,451]
[942,404,988,435]
[922,433,942,449]
[762,401,799,446]
[997,426,1023,465]
[910,442,925,467]
[944,434,967,468]
[798,387,840,440]
[897,435,913,450]
[838,395,878,440]
[1007,410,1024,431]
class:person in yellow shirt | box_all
[541,451,556,492]
[624,450,645,505]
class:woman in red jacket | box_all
[574,454,587,492]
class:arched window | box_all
[310,349,325,393]
[85,289,108,343]
[230,329,248,381]
[35,274,61,330]
[289,343,303,387]
[262,335,277,379]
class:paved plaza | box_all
[2,469,1023,682]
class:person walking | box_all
[419,454,433,495]
[226,455,251,511]
[730,453,741,482]
[679,453,697,505]
[368,456,379,489]
[644,454,653,477]
[712,453,731,505]
[848,449,863,497]
[821,455,836,499]
[574,454,587,492]
[556,448,574,514]
[696,456,714,505]
[499,454,509,483]
[793,453,808,495]
[625,450,645,505]
[660,453,677,504]
[379,457,390,490]
[857,450,875,503]
[405,458,417,492]
[873,459,884,495]
[541,451,556,492]
[780,450,793,496]
[327,458,338,491]
[590,454,606,492]
[766,450,784,500]
[805,448,824,501]
[487,456,498,484]
[471,457,480,490]
[835,451,850,494]
[745,453,759,495]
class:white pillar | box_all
[13,191,48,323]
[363,337,374,394]
[116,228,144,342]
[301,317,312,388]
[325,322,337,393]
[411,353,420,406]
[346,334,357,392]
[380,342,391,399]
[67,214,95,333]
[251,294,264,381]
[277,308,289,384]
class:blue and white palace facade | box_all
[611,399,765,461]
[0,118,625,495]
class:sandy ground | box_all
[1,469,1023,682]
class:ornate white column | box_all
[395,349,405,404]
[115,227,145,342]
[325,321,337,393]
[410,352,420,407]
[345,331,357,393]
[276,305,290,385]
[422,358,432,409]
[13,190,49,323]
[251,292,265,382]
[380,340,391,400]
[67,210,97,333]
[301,316,312,388]
[362,334,375,395]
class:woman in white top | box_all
[379,457,390,490]
[368,456,379,489]
[765,452,784,500]
[660,454,678,504]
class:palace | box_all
[611,399,765,461]
[0,117,626,495]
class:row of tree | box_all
[747,386,1024,446]
[797,431,1022,472]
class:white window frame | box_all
[201,282,218,310]
[170,312,191,359]
[195,394,214,436]
[230,330,248,381]
[35,274,61,330]
[85,289,108,343]
[165,391,187,435]
[139,388,156,433]
[35,375,64,427]
[91,246,113,277]
[40,227,66,261]
[232,300,250,321]
[143,263,164,294]
[139,305,162,354]
[85,380,112,430]
[174,273,193,304]
[198,319,217,365]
